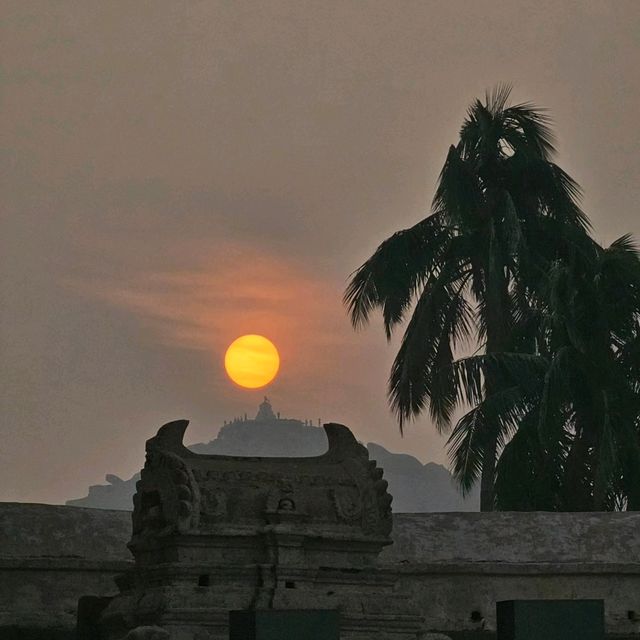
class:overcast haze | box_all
[2,1,639,503]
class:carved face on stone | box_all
[277,497,296,511]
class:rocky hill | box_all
[66,398,478,512]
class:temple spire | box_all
[255,396,276,422]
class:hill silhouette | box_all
[66,398,478,512]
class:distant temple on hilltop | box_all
[223,396,321,427]
[207,397,327,458]
[66,399,479,512]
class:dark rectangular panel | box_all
[229,610,340,640]
[497,599,604,640]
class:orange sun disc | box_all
[224,335,280,389]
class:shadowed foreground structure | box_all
[90,419,421,639]
[1,420,639,639]
[1,505,639,638]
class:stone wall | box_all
[382,513,640,638]
[1,503,639,639]
[383,512,640,564]
[0,503,131,639]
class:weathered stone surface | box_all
[383,511,640,564]
[0,502,130,637]
[386,512,640,638]
[122,626,171,640]
[97,420,418,640]
[0,501,131,561]
[2,491,640,638]
[129,419,393,552]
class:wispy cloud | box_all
[66,242,356,385]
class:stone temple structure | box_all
[86,419,422,639]
[3,413,639,639]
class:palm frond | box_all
[502,101,556,158]
[387,258,473,431]
[344,212,450,337]
[449,352,547,408]
[485,83,514,115]
[537,345,574,441]
[495,408,566,510]
[448,384,528,493]
[432,145,486,229]
[428,281,475,431]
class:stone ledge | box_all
[381,561,640,575]
[3,556,638,576]
[0,557,132,572]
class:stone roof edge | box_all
[379,561,640,575]
[0,557,132,571]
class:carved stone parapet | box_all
[94,419,421,640]
[128,420,393,559]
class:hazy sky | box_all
[2,1,639,504]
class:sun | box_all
[224,335,280,389]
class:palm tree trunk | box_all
[562,420,593,511]
[593,479,607,511]
[481,264,509,512]
[592,430,609,510]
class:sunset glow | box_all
[224,335,280,389]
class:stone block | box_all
[229,610,339,640]
[497,599,604,639]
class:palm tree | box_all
[344,86,590,510]
[494,235,640,510]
